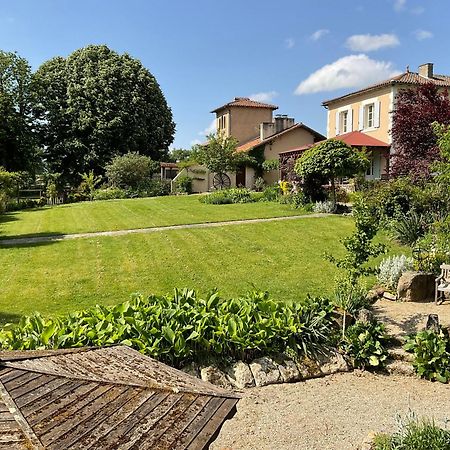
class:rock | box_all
[366,289,381,304]
[397,271,435,302]
[296,356,323,379]
[276,358,301,383]
[225,361,255,389]
[357,308,374,324]
[249,357,282,387]
[200,366,233,389]
[316,351,349,375]
[383,291,397,301]
[181,362,200,378]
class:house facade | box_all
[322,63,450,180]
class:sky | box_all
[0,0,447,149]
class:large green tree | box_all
[0,51,37,172]
[295,139,369,206]
[33,45,175,183]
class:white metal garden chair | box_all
[435,264,450,305]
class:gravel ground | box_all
[211,371,450,450]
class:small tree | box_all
[105,152,159,190]
[432,122,450,184]
[79,171,102,201]
[294,139,369,206]
[192,133,252,188]
[391,84,450,181]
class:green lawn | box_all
[0,195,306,239]
[0,213,405,321]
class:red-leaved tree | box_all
[391,83,450,180]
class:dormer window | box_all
[218,115,227,132]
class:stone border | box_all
[182,350,350,390]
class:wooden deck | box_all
[0,346,239,449]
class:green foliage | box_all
[261,185,282,202]
[105,152,159,190]
[262,159,280,172]
[390,211,429,246]
[192,133,251,175]
[169,148,192,162]
[33,45,175,183]
[278,191,308,209]
[373,412,450,450]
[0,167,21,212]
[93,187,128,201]
[295,139,369,204]
[253,176,266,192]
[0,51,38,172]
[79,170,102,201]
[200,188,255,204]
[0,289,336,367]
[404,328,450,383]
[174,175,192,194]
[327,195,386,281]
[433,122,450,184]
[377,255,414,290]
[342,320,389,369]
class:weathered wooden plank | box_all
[155,395,211,450]
[20,380,83,415]
[94,392,173,449]
[27,382,101,429]
[69,389,153,450]
[3,372,42,392]
[7,374,54,399]
[39,385,128,446]
[15,377,71,409]
[187,398,238,450]
[0,430,25,443]
[0,369,27,384]
[170,397,225,450]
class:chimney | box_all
[274,115,295,133]
[418,63,434,79]
[260,122,276,140]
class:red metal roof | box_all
[211,97,278,113]
[322,71,450,106]
[278,131,390,155]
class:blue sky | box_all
[0,0,447,149]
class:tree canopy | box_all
[33,45,175,183]
[0,51,37,172]
[295,139,369,204]
[391,84,450,181]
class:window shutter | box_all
[335,111,340,135]
[348,108,353,132]
[358,106,364,130]
[374,101,381,128]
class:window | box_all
[218,115,227,132]
[339,111,348,133]
[364,103,374,128]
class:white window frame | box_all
[340,110,348,133]
[359,98,380,131]
[335,106,352,135]
[364,103,375,129]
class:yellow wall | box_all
[217,107,273,144]
[326,87,392,143]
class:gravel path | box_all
[0,213,328,246]
[211,371,450,450]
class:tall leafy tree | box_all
[295,139,369,206]
[33,45,175,183]
[391,84,450,181]
[0,51,37,172]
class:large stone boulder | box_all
[249,357,282,387]
[200,366,233,389]
[397,271,435,302]
[225,361,255,389]
[276,358,301,383]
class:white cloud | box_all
[285,38,295,49]
[393,0,406,11]
[294,54,401,95]
[346,33,400,52]
[414,29,433,41]
[249,91,278,103]
[198,119,216,136]
[310,29,329,41]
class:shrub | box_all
[261,185,282,202]
[200,188,254,205]
[174,176,192,194]
[105,152,159,190]
[404,328,450,383]
[253,176,265,192]
[373,412,450,450]
[390,211,429,246]
[342,320,390,369]
[93,187,127,201]
[377,255,414,290]
[0,289,336,367]
[141,179,171,197]
[313,200,335,213]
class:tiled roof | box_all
[211,97,278,113]
[0,346,239,449]
[235,123,325,153]
[279,131,390,156]
[322,71,450,106]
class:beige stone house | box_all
[322,63,450,179]
[176,97,325,192]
